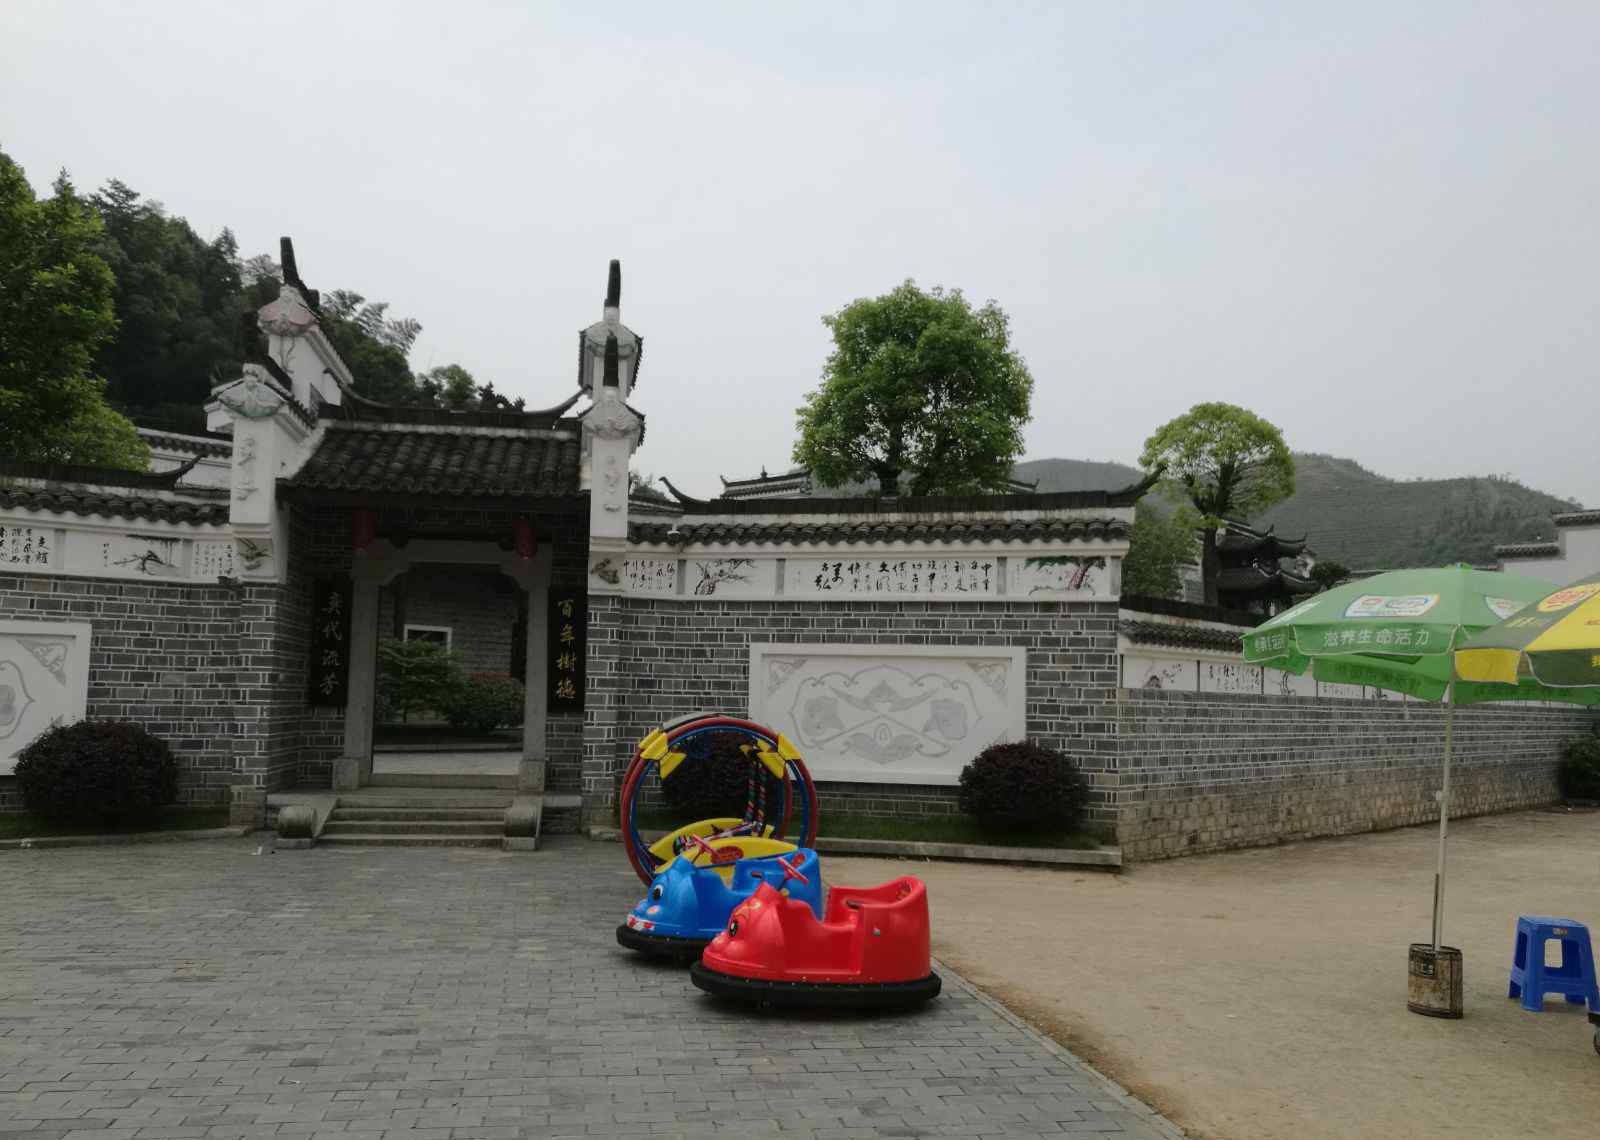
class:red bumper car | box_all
[690,857,941,1008]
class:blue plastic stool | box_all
[1508,916,1599,1013]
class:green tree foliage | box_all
[416,364,478,408]
[1139,402,1294,604]
[794,281,1033,496]
[1309,559,1350,591]
[0,153,146,469]
[90,180,243,433]
[376,638,464,723]
[1121,500,1198,599]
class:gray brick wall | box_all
[1116,688,1596,860]
[1,572,248,809]
[581,595,1122,828]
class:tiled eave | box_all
[279,420,584,503]
[628,515,1130,548]
[1495,541,1560,559]
[0,480,229,526]
[1551,509,1600,528]
[1120,618,1245,653]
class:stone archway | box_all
[333,538,552,793]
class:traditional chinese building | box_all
[2,238,1591,860]
[1213,519,1317,616]
[0,238,1144,845]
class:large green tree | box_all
[0,153,146,469]
[90,180,243,432]
[794,281,1033,496]
[1139,402,1294,605]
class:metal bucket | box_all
[1407,943,1464,1018]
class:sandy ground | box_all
[830,808,1600,1140]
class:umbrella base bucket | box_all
[1407,943,1464,1018]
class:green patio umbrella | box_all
[1241,565,1597,955]
[1456,570,1600,689]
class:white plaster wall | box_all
[0,621,91,774]
[0,511,236,582]
[749,643,1026,786]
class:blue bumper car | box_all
[617,836,824,963]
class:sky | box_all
[3,2,1597,504]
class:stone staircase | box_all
[317,790,512,848]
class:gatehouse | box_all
[1,239,1591,854]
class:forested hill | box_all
[1012,453,1579,570]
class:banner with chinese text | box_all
[548,591,586,712]
[307,576,353,706]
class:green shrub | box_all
[658,730,781,820]
[440,673,525,735]
[13,720,179,823]
[1558,733,1600,801]
[958,740,1089,831]
[376,638,464,722]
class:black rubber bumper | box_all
[689,961,942,1008]
[615,924,710,962]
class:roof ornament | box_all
[605,259,621,312]
[659,476,708,507]
[602,333,620,388]
[278,236,319,311]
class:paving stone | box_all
[0,839,1180,1139]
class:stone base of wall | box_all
[1117,689,1594,861]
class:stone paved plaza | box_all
[0,839,1179,1140]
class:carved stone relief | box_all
[0,621,90,773]
[749,644,1026,786]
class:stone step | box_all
[328,807,504,823]
[318,832,503,849]
[321,819,503,836]
[368,772,517,790]
[335,793,512,810]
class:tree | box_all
[0,152,146,469]
[1121,500,1198,599]
[629,470,670,503]
[89,179,245,433]
[1139,402,1294,605]
[794,281,1033,496]
[1309,559,1349,591]
[416,364,477,409]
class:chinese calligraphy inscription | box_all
[306,577,353,706]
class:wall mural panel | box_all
[2,515,237,583]
[749,643,1026,785]
[623,558,676,595]
[785,557,998,598]
[0,620,91,774]
[1009,554,1113,599]
[1122,653,1196,691]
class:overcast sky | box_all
[4,2,1596,503]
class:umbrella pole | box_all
[1433,678,1455,952]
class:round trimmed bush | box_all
[658,731,781,819]
[958,740,1088,831]
[440,673,525,735]
[13,720,179,823]
[1558,733,1600,802]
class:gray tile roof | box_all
[629,515,1129,547]
[1121,619,1245,653]
[282,424,582,499]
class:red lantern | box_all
[351,508,377,552]
[514,519,537,560]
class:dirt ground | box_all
[830,808,1600,1140]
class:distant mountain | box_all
[1011,457,1145,493]
[1013,453,1579,570]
